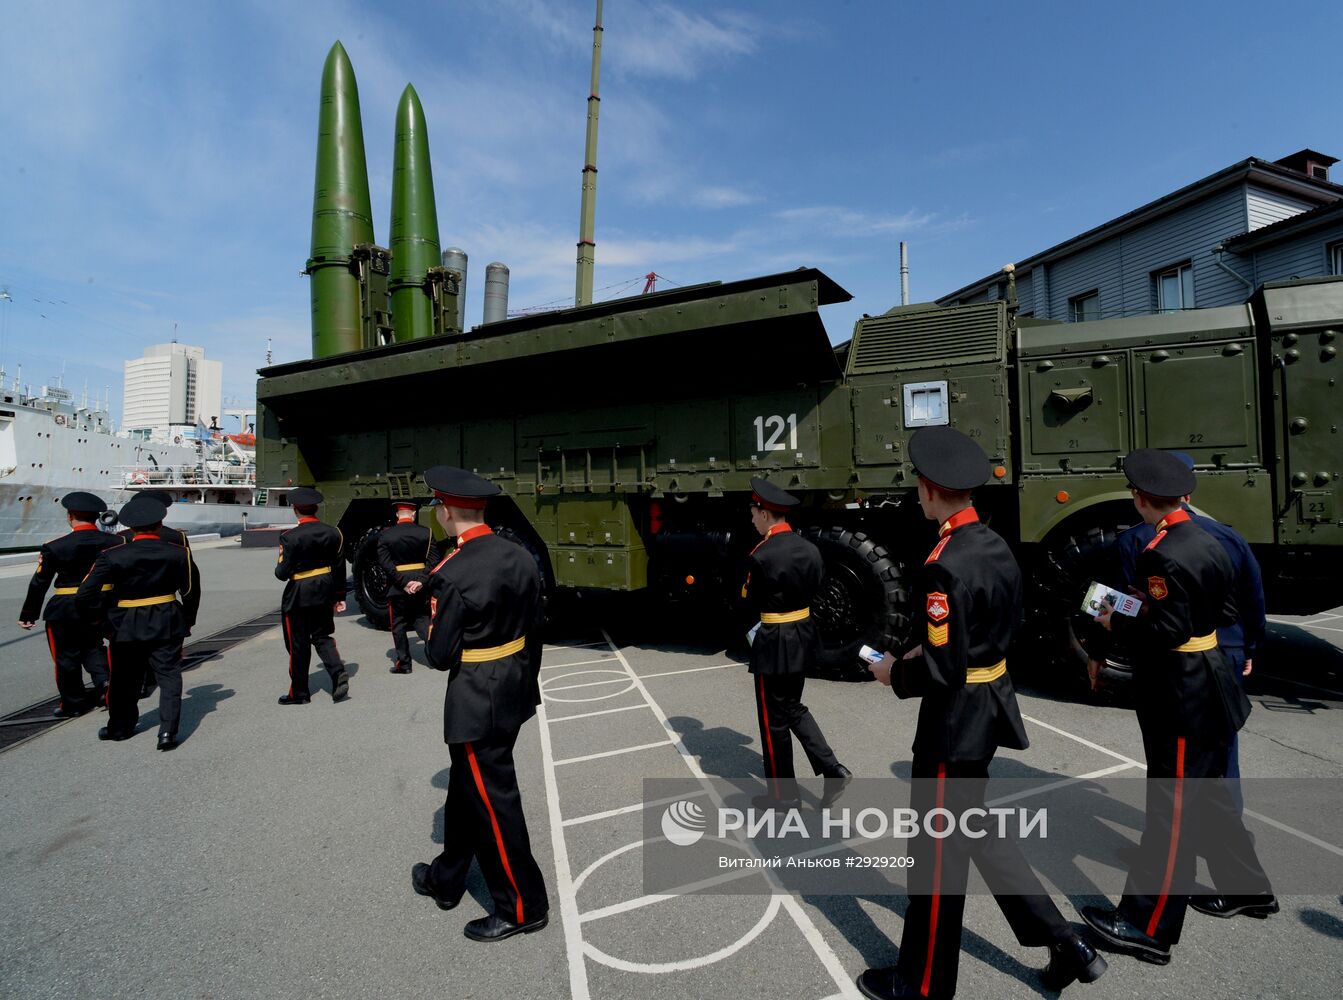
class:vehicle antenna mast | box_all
[575,0,603,306]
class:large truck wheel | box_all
[802,526,911,682]
[1030,516,1137,694]
[352,527,391,629]
[494,525,553,630]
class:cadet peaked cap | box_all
[749,477,798,513]
[1124,448,1196,499]
[289,487,324,506]
[424,466,500,510]
[1168,451,1195,470]
[909,426,990,491]
[392,500,418,511]
[118,494,168,529]
[61,491,107,514]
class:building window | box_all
[1330,241,1343,275]
[1069,290,1101,323]
[1155,262,1194,313]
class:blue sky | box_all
[0,0,1337,428]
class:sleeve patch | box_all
[926,591,950,622]
[927,622,949,647]
[1148,576,1169,600]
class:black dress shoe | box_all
[856,965,923,1000]
[157,732,179,752]
[1081,906,1171,965]
[463,911,549,942]
[98,726,134,742]
[821,764,853,808]
[1042,929,1108,989]
[1190,893,1279,919]
[277,693,311,706]
[411,862,462,910]
[389,663,412,674]
[332,674,350,701]
[52,702,90,719]
[89,684,107,706]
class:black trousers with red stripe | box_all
[1119,726,1271,945]
[897,755,1069,999]
[426,729,549,923]
[754,672,841,796]
[46,621,110,709]
[388,594,429,668]
[107,639,183,737]
[282,607,344,697]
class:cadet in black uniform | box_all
[742,477,849,805]
[1082,450,1275,965]
[76,494,201,750]
[18,492,122,715]
[858,427,1104,1000]
[409,466,549,943]
[377,501,436,674]
[274,487,349,705]
[118,491,198,697]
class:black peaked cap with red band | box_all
[1124,448,1196,499]
[289,486,324,506]
[749,477,799,514]
[909,426,990,491]
[118,494,169,529]
[425,465,501,510]
[61,491,107,514]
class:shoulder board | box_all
[1143,529,1168,552]
[925,536,951,565]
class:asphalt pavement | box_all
[1,567,1340,1000]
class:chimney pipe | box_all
[900,241,909,306]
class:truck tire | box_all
[802,526,910,682]
[494,525,553,630]
[1031,518,1138,694]
[352,527,391,629]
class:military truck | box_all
[256,267,1342,682]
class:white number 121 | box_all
[753,413,798,452]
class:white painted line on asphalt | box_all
[535,700,592,1000]
[1021,714,1147,770]
[599,629,861,998]
[638,662,740,680]
[985,763,1138,808]
[540,656,620,671]
[552,739,677,767]
[583,896,784,975]
[543,675,638,693]
[1305,624,1343,634]
[1243,809,1343,859]
[547,703,653,724]
[572,838,653,892]
[544,640,613,651]
[562,790,707,829]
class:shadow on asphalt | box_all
[424,764,502,913]
[141,682,235,745]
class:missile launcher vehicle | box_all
[258,44,1343,683]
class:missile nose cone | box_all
[389,81,441,342]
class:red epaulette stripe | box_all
[1144,529,1168,552]
[925,536,951,565]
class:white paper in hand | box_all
[746,621,762,646]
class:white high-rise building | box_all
[122,343,223,439]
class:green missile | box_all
[388,84,441,342]
[307,41,375,359]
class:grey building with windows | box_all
[937,149,1343,319]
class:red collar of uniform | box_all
[457,524,494,546]
[395,515,416,524]
[750,521,792,555]
[939,507,979,537]
[297,516,320,525]
[1157,508,1192,532]
[133,532,159,542]
[71,523,98,532]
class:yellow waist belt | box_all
[461,636,527,663]
[54,584,113,595]
[116,594,176,608]
[395,562,426,572]
[1174,632,1217,653]
[760,608,810,624]
[966,659,1007,684]
[293,567,331,580]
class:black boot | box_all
[1081,906,1171,965]
[856,965,924,1000]
[1190,893,1278,919]
[821,763,853,808]
[277,693,311,706]
[411,862,462,911]
[1042,929,1108,989]
[331,672,350,701]
[463,911,549,942]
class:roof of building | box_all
[936,153,1343,304]
[1223,198,1343,251]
